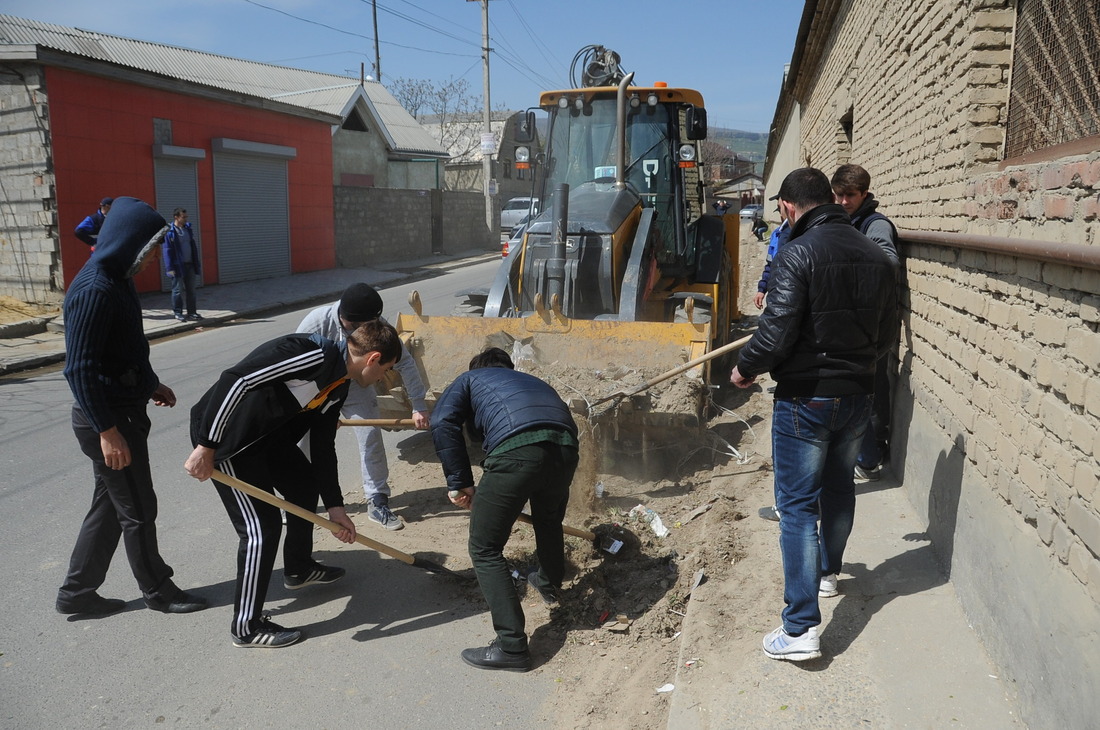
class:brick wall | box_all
[785,1,1100,725]
[0,63,60,304]
[334,187,491,266]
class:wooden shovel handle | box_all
[515,512,597,541]
[210,468,417,565]
[340,418,417,428]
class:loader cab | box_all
[534,88,705,278]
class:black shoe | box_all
[284,563,346,590]
[186,313,202,321]
[232,616,301,649]
[55,592,126,616]
[525,571,560,606]
[174,314,187,322]
[144,588,208,614]
[460,640,531,672]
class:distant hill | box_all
[711,127,768,171]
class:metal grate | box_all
[1005,0,1100,159]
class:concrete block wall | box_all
[790,1,1100,725]
[0,63,60,304]
[334,187,491,267]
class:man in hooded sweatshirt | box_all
[57,196,207,617]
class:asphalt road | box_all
[0,259,560,728]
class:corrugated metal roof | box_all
[0,14,445,156]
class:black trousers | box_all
[212,443,320,638]
[468,441,579,653]
[59,404,175,605]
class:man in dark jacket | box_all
[185,320,401,649]
[431,347,579,672]
[832,164,900,480]
[731,168,897,662]
[163,207,202,322]
[73,197,113,249]
[58,196,207,617]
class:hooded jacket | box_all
[63,197,168,433]
[736,203,898,398]
[162,221,201,275]
[848,193,899,267]
[431,367,577,491]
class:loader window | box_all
[546,101,674,210]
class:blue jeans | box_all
[772,394,872,634]
[170,262,197,316]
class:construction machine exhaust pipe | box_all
[546,182,569,307]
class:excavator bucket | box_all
[375,292,713,436]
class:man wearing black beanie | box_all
[297,283,431,531]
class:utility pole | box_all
[372,0,381,81]
[468,0,494,237]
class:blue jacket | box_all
[163,222,201,275]
[74,210,106,247]
[431,367,577,491]
[757,220,791,293]
[63,197,168,433]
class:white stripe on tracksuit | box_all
[208,349,323,443]
[220,460,266,638]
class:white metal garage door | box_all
[154,156,202,292]
[213,152,291,284]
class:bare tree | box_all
[389,76,483,162]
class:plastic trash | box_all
[628,504,670,537]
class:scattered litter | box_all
[684,658,699,668]
[686,569,706,598]
[600,537,624,555]
[598,610,611,623]
[671,631,681,640]
[656,683,675,694]
[685,503,712,522]
[668,608,686,617]
[628,504,670,537]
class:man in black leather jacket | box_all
[731,167,897,662]
[431,347,578,672]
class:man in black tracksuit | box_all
[185,321,401,648]
[431,347,579,672]
[58,196,206,617]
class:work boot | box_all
[460,640,531,672]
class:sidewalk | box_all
[0,248,498,375]
[665,463,1024,729]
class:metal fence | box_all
[1004,0,1100,159]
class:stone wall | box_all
[0,63,60,304]
[334,186,492,266]
[786,1,1100,725]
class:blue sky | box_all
[5,0,805,133]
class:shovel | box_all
[590,333,755,409]
[340,418,418,429]
[210,469,464,579]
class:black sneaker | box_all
[174,314,187,322]
[186,313,202,321]
[55,592,126,616]
[460,639,531,672]
[283,563,346,590]
[232,616,301,648]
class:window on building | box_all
[1005,0,1100,159]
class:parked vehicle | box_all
[739,204,763,219]
[500,197,539,231]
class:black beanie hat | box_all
[339,283,383,322]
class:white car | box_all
[739,204,763,219]
[500,197,539,230]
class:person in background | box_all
[731,168,897,662]
[297,283,430,531]
[753,195,791,311]
[74,197,113,250]
[431,347,579,672]
[831,164,900,481]
[57,196,207,617]
[163,207,202,323]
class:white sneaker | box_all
[762,625,821,661]
[819,573,839,598]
